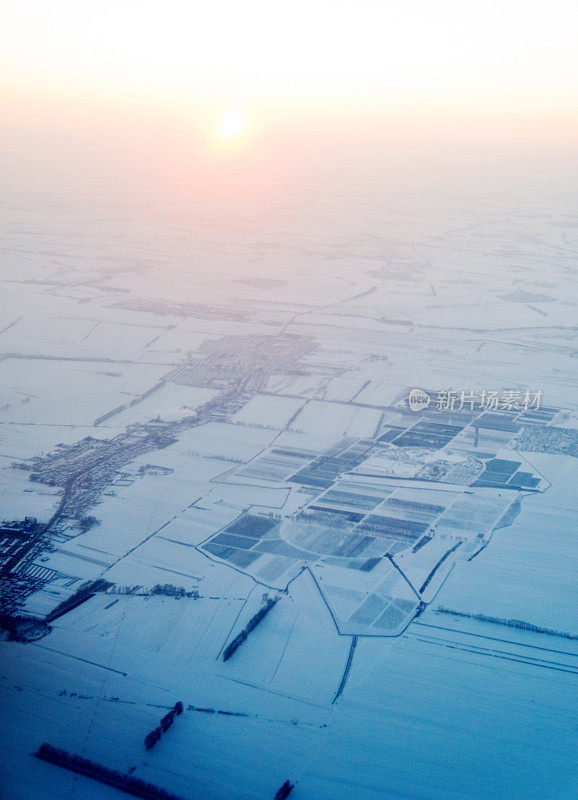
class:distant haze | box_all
[1,1,577,203]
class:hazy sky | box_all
[1,1,577,199]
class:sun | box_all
[217,111,246,143]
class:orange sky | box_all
[1,1,577,199]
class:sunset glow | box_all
[0,0,577,197]
[217,111,246,143]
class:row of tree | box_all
[35,743,186,800]
[223,596,278,661]
[145,701,184,750]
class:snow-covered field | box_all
[1,193,577,800]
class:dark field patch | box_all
[224,515,278,539]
